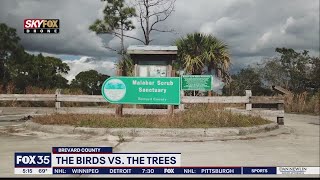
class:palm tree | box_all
[204,35,231,83]
[175,33,206,75]
[175,32,231,83]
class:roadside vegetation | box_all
[284,92,320,115]
[32,104,271,128]
[223,48,320,115]
[1,0,319,116]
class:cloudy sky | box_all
[0,0,319,83]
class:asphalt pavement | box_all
[0,108,319,178]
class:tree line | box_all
[1,0,319,97]
[223,48,320,96]
[0,23,109,95]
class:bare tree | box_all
[135,0,176,45]
[90,0,143,55]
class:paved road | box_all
[118,113,319,166]
[0,127,118,178]
[0,111,319,177]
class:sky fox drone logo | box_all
[24,19,59,34]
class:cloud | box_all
[197,0,319,59]
[0,0,113,57]
[135,0,319,67]
[62,56,116,83]
[0,0,319,76]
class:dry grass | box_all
[6,82,16,94]
[0,84,4,94]
[284,92,320,115]
[32,104,271,128]
[185,103,245,109]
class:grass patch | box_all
[284,92,320,115]
[32,104,271,128]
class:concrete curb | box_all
[24,121,279,137]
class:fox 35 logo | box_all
[24,19,59,34]
[15,153,51,167]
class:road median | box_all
[24,120,279,138]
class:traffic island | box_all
[30,105,272,128]
[22,105,284,138]
[24,120,279,138]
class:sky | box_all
[0,0,319,84]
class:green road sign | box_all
[101,77,180,105]
[181,75,212,90]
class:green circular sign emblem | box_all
[102,78,126,102]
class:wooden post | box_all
[167,65,174,117]
[55,89,61,112]
[277,103,284,125]
[245,90,252,111]
[133,63,138,109]
[208,74,213,96]
[134,63,138,76]
[115,68,123,117]
[277,103,284,110]
[179,90,185,110]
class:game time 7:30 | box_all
[142,169,155,174]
